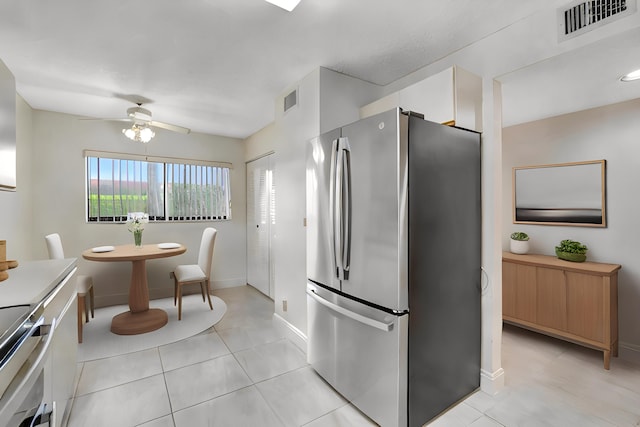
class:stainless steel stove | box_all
[0,305,33,351]
[0,302,52,427]
[0,304,34,392]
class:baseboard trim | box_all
[95,279,245,308]
[95,294,129,308]
[273,313,308,354]
[212,278,246,289]
[480,368,505,395]
[619,341,640,365]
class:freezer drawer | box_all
[306,282,407,427]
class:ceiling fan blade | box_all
[150,120,191,134]
[79,118,134,123]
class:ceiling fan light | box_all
[620,68,640,82]
[122,124,155,143]
[139,127,155,143]
[122,127,136,140]
[265,0,301,12]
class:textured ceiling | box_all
[0,0,637,138]
[499,25,640,127]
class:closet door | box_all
[246,154,275,297]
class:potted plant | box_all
[555,239,588,262]
[510,232,530,254]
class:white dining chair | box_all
[45,233,94,343]
[173,227,217,320]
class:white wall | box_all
[318,67,383,132]
[243,68,381,346]
[27,110,246,307]
[267,69,320,342]
[0,95,34,261]
[503,97,640,363]
[245,122,277,162]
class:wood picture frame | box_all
[513,160,606,227]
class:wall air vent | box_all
[284,88,298,112]
[558,0,636,41]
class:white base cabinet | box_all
[42,263,78,427]
[0,259,78,427]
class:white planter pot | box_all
[510,239,529,254]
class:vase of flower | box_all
[126,212,149,248]
[133,229,143,247]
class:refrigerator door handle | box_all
[307,287,393,332]
[328,137,353,282]
[339,137,352,277]
[335,140,344,279]
[329,138,341,279]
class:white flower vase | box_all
[510,238,529,254]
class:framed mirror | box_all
[513,160,606,227]
[0,59,16,191]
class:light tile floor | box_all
[67,285,640,427]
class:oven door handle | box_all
[0,316,50,371]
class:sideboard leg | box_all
[604,350,611,370]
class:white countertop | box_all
[0,259,77,307]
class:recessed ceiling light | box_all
[620,68,640,82]
[265,0,301,12]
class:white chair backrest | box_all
[45,233,65,260]
[197,227,217,278]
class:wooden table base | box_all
[110,308,168,335]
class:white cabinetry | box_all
[359,92,401,121]
[360,65,482,132]
[0,260,77,426]
[43,271,78,427]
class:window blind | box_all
[86,152,232,222]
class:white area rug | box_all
[77,294,227,362]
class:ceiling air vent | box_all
[558,0,636,40]
[284,88,297,112]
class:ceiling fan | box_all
[86,103,191,143]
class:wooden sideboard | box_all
[502,252,621,369]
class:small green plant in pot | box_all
[510,232,530,254]
[555,239,588,262]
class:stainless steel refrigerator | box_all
[306,108,481,427]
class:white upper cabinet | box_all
[360,65,482,132]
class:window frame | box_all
[84,150,233,223]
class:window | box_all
[85,151,232,223]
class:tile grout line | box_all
[158,344,179,427]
